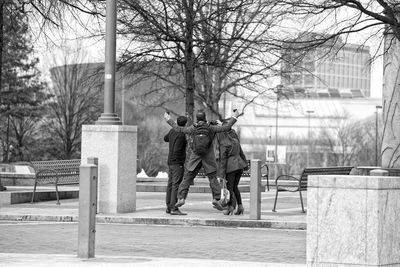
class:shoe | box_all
[213,205,228,210]
[175,198,185,208]
[212,199,223,211]
[170,209,187,216]
[166,208,171,214]
[234,204,244,215]
[223,206,234,215]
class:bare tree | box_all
[318,112,376,167]
[46,47,102,159]
[273,0,400,168]
[116,0,285,119]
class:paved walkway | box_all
[0,188,306,229]
[0,188,307,266]
[0,253,305,267]
[0,222,306,266]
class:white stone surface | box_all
[81,125,137,214]
[307,175,400,266]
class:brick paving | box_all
[0,221,306,264]
[0,188,307,266]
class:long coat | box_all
[167,117,237,174]
[215,130,247,177]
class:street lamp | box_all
[274,84,283,179]
[375,105,382,166]
[96,0,122,125]
[306,110,314,166]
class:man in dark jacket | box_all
[163,109,240,212]
[164,116,188,215]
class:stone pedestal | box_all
[81,125,137,214]
[307,175,400,266]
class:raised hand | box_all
[232,109,240,118]
[164,112,171,121]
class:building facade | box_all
[282,41,371,99]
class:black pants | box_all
[226,169,243,206]
[177,162,221,200]
[166,164,184,210]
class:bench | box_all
[196,160,270,191]
[353,166,400,176]
[30,159,81,204]
[273,166,354,213]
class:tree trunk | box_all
[0,2,4,164]
[0,1,3,95]
[184,0,195,121]
[4,114,9,162]
[382,28,400,168]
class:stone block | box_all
[81,125,137,214]
[307,175,400,266]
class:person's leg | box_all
[177,162,203,202]
[233,169,244,215]
[165,166,173,213]
[225,171,235,207]
[170,164,184,209]
[208,171,226,210]
[233,169,243,205]
[207,171,221,200]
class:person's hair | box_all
[177,116,188,126]
[196,110,206,122]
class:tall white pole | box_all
[306,110,314,166]
[274,85,283,180]
[375,105,382,166]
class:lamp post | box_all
[274,84,283,179]
[375,105,382,166]
[96,0,122,125]
[306,110,314,166]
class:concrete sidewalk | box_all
[0,253,305,267]
[0,188,307,266]
[0,221,306,266]
[0,187,306,229]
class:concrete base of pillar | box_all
[307,175,400,266]
[81,125,137,214]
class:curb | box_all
[0,214,306,230]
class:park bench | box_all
[196,160,270,191]
[273,166,354,213]
[353,166,400,176]
[30,159,81,205]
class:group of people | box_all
[163,109,247,216]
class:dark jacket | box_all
[215,129,247,177]
[164,129,187,165]
[166,117,237,174]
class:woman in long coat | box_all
[215,124,248,215]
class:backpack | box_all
[191,122,212,156]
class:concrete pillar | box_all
[78,163,97,258]
[81,125,137,213]
[249,159,261,220]
[307,175,400,266]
